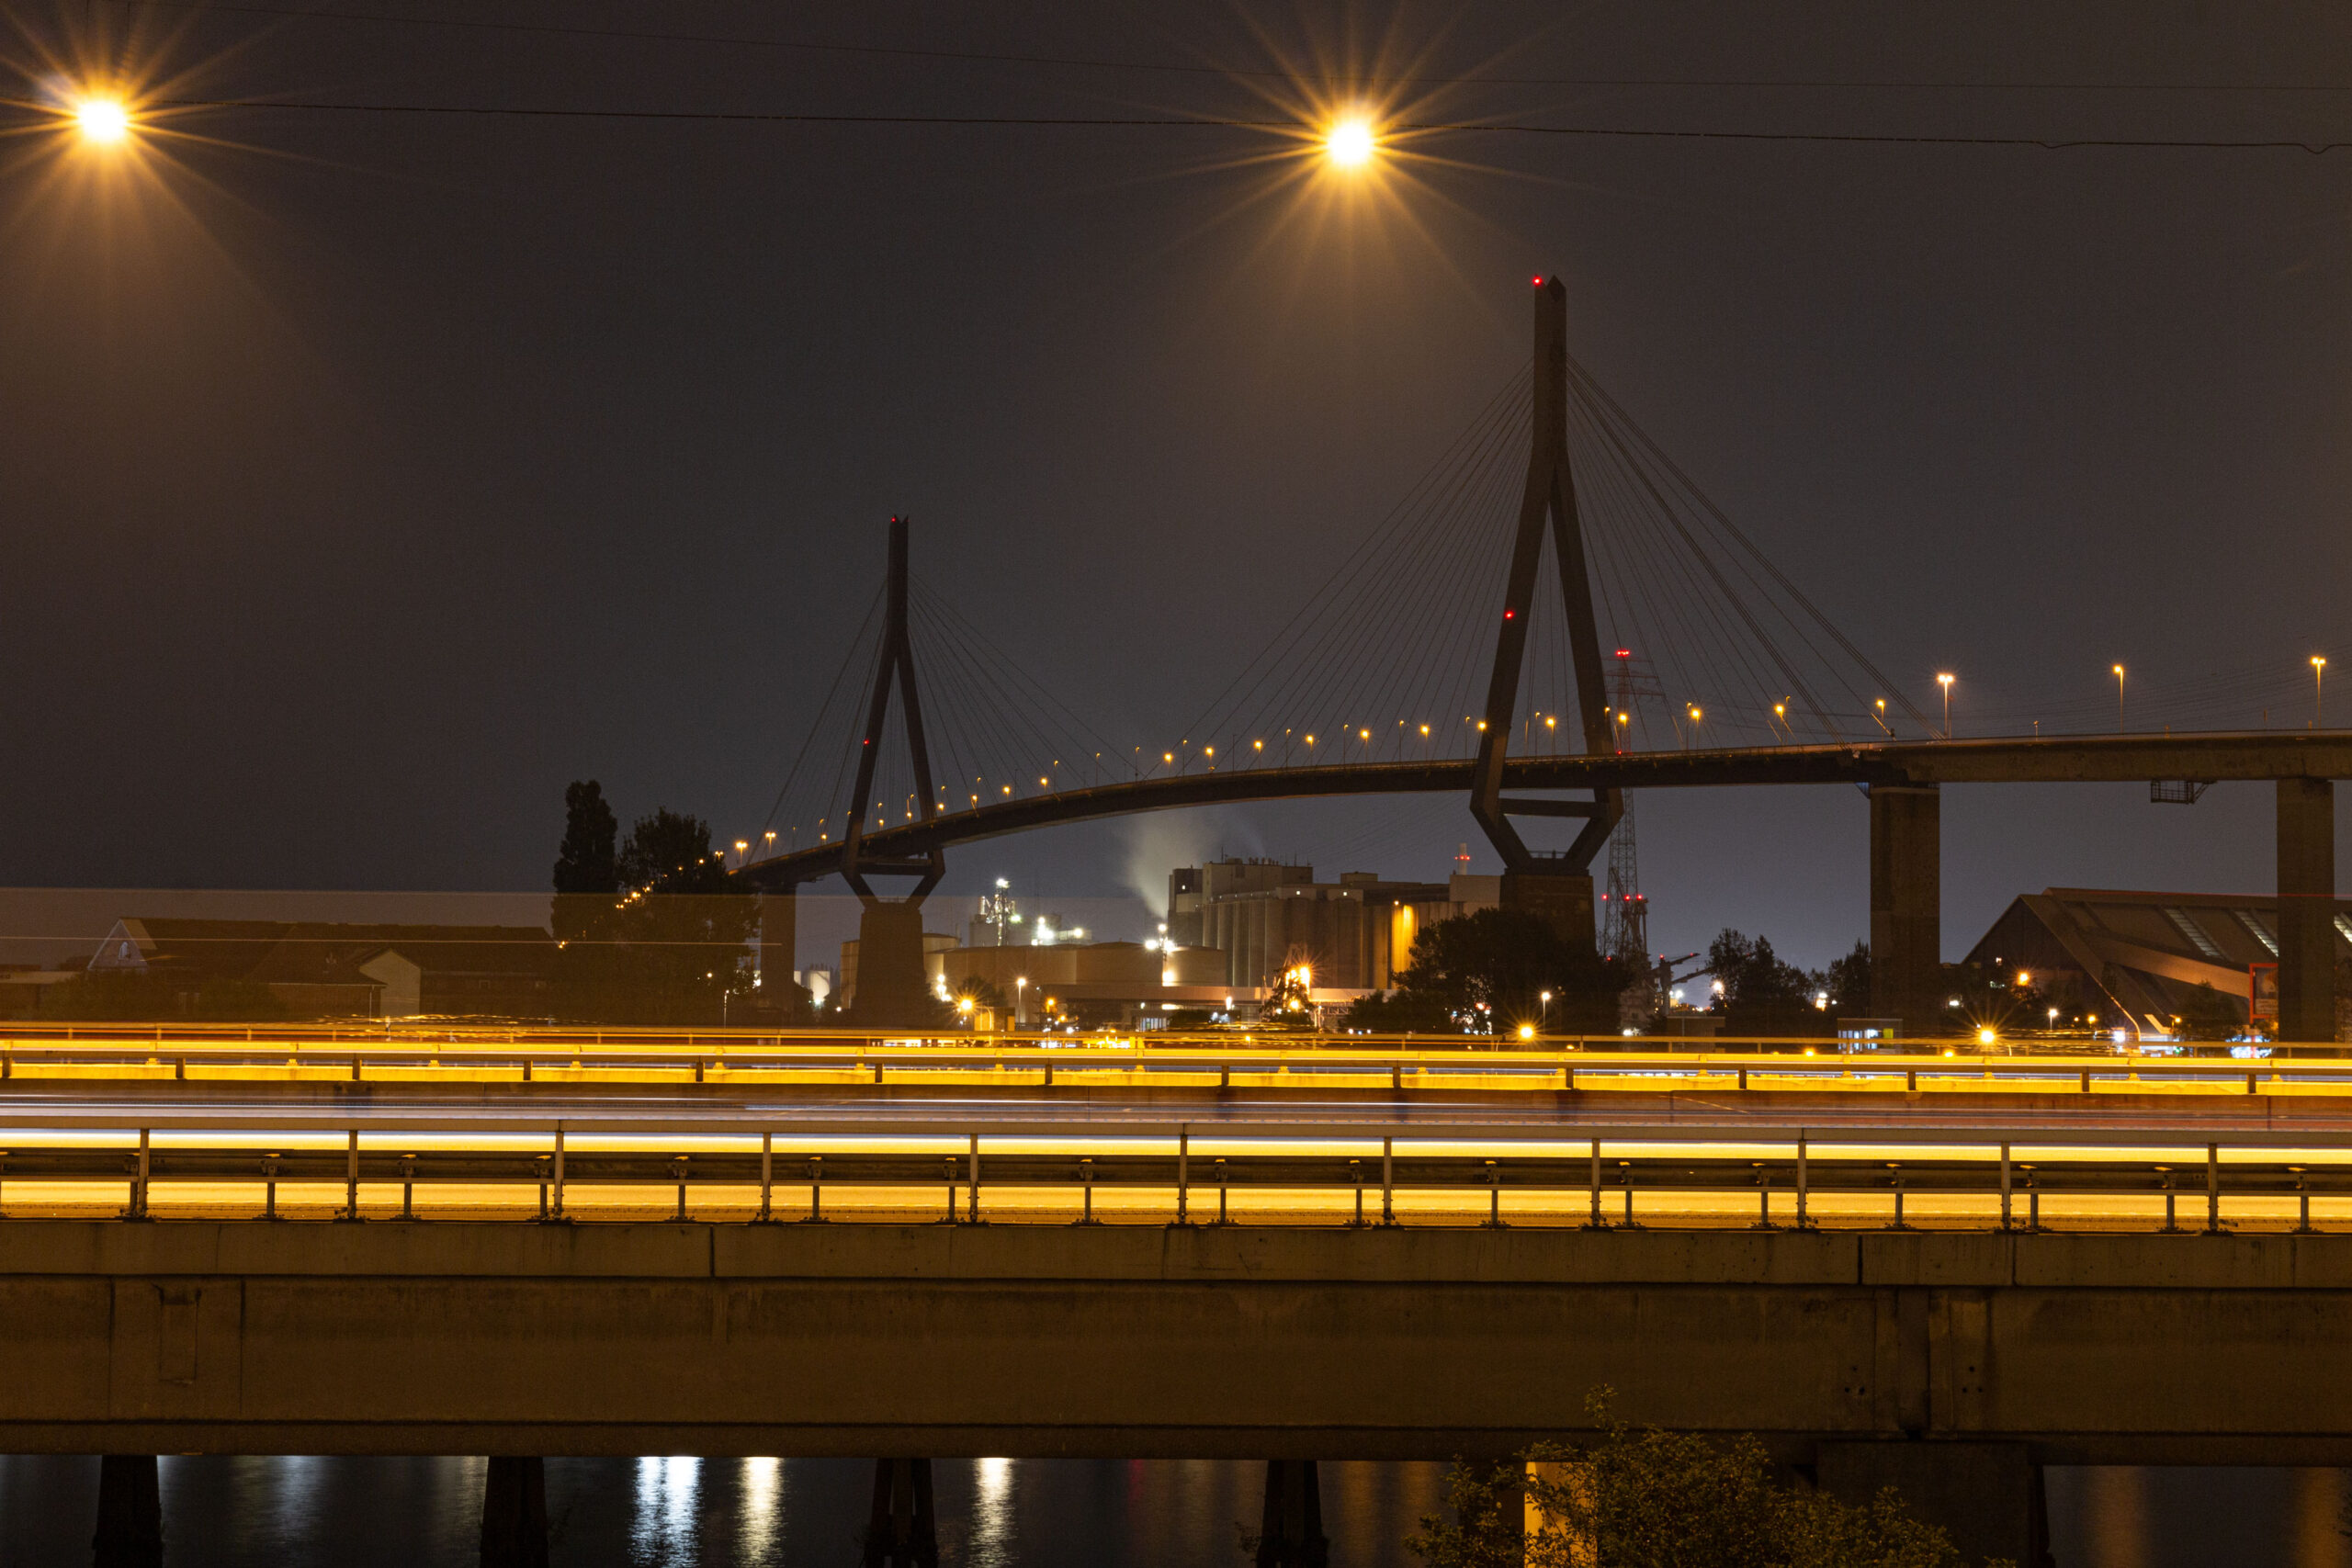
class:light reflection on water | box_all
[738,1458,782,1565]
[968,1456,1014,1568]
[0,1455,2339,1565]
[630,1456,701,1563]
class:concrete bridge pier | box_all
[1868,784,1941,1034]
[758,891,797,1004]
[2277,777,2337,1043]
[1500,871,1597,953]
[1254,1460,1329,1568]
[1815,1442,2051,1568]
[478,1456,548,1568]
[862,1457,939,1568]
[849,902,935,1027]
[91,1454,161,1568]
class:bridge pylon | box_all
[1470,276,1621,950]
[840,514,946,1026]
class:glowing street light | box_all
[1324,116,1378,169]
[2112,664,2126,733]
[1935,672,1955,739]
[72,95,134,147]
[2314,656,2329,728]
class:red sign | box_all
[2250,963,2279,1021]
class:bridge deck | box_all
[14,1219,2352,1465]
[743,730,2352,886]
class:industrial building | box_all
[1962,887,2352,1040]
[1167,858,1501,992]
[78,918,558,1020]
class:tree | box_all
[953,976,1007,1011]
[549,790,756,1025]
[1340,988,1463,1033]
[1408,1395,2006,1568]
[37,971,288,1022]
[1706,930,1817,1035]
[553,781,618,895]
[1397,908,1628,1036]
[1826,941,1872,1017]
[2174,981,2244,1042]
[1260,955,1317,1030]
[552,780,621,960]
[608,809,757,1023]
[1936,962,2048,1043]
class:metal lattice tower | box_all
[1600,649,1655,974]
[1600,804,1647,967]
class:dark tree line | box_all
[1341,911,1887,1040]
[1343,907,1632,1035]
[1704,931,1871,1035]
[550,780,767,1026]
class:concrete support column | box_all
[1815,1441,2051,1568]
[862,1458,939,1568]
[849,902,932,1028]
[758,891,797,1003]
[1254,1459,1329,1568]
[1500,871,1597,953]
[2278,777,2337,1043]
[479,1456,549,1568]
[1868,784,1941,1034]
[91,1455,161,1568]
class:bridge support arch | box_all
[1471,276,1619,947]
[840,515,946,1027]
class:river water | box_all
[1,1456,2345,1565]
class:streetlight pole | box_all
[2112,665,2126,733]
[1936,673,1955,739]
[2314,656,2328,728]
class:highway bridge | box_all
[732,278,2350,1044]
[20,1032,2352,1564]
[40,279,2352,1562]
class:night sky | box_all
[4,2,2349,967]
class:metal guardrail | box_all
[6,1114,2350,1232]
[0,1035,2338,1095]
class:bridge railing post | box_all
[2207,1143,2222,1234]
[128,1130,149,1222]
[1381,1137,1395,1225]
[1796,1134,1809,1230]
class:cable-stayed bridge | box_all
[741,277,2352,1038]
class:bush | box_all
[1408,1395,2007,1568]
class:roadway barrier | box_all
[4,1113,2350,1232]
[0,1032,2337,1095]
